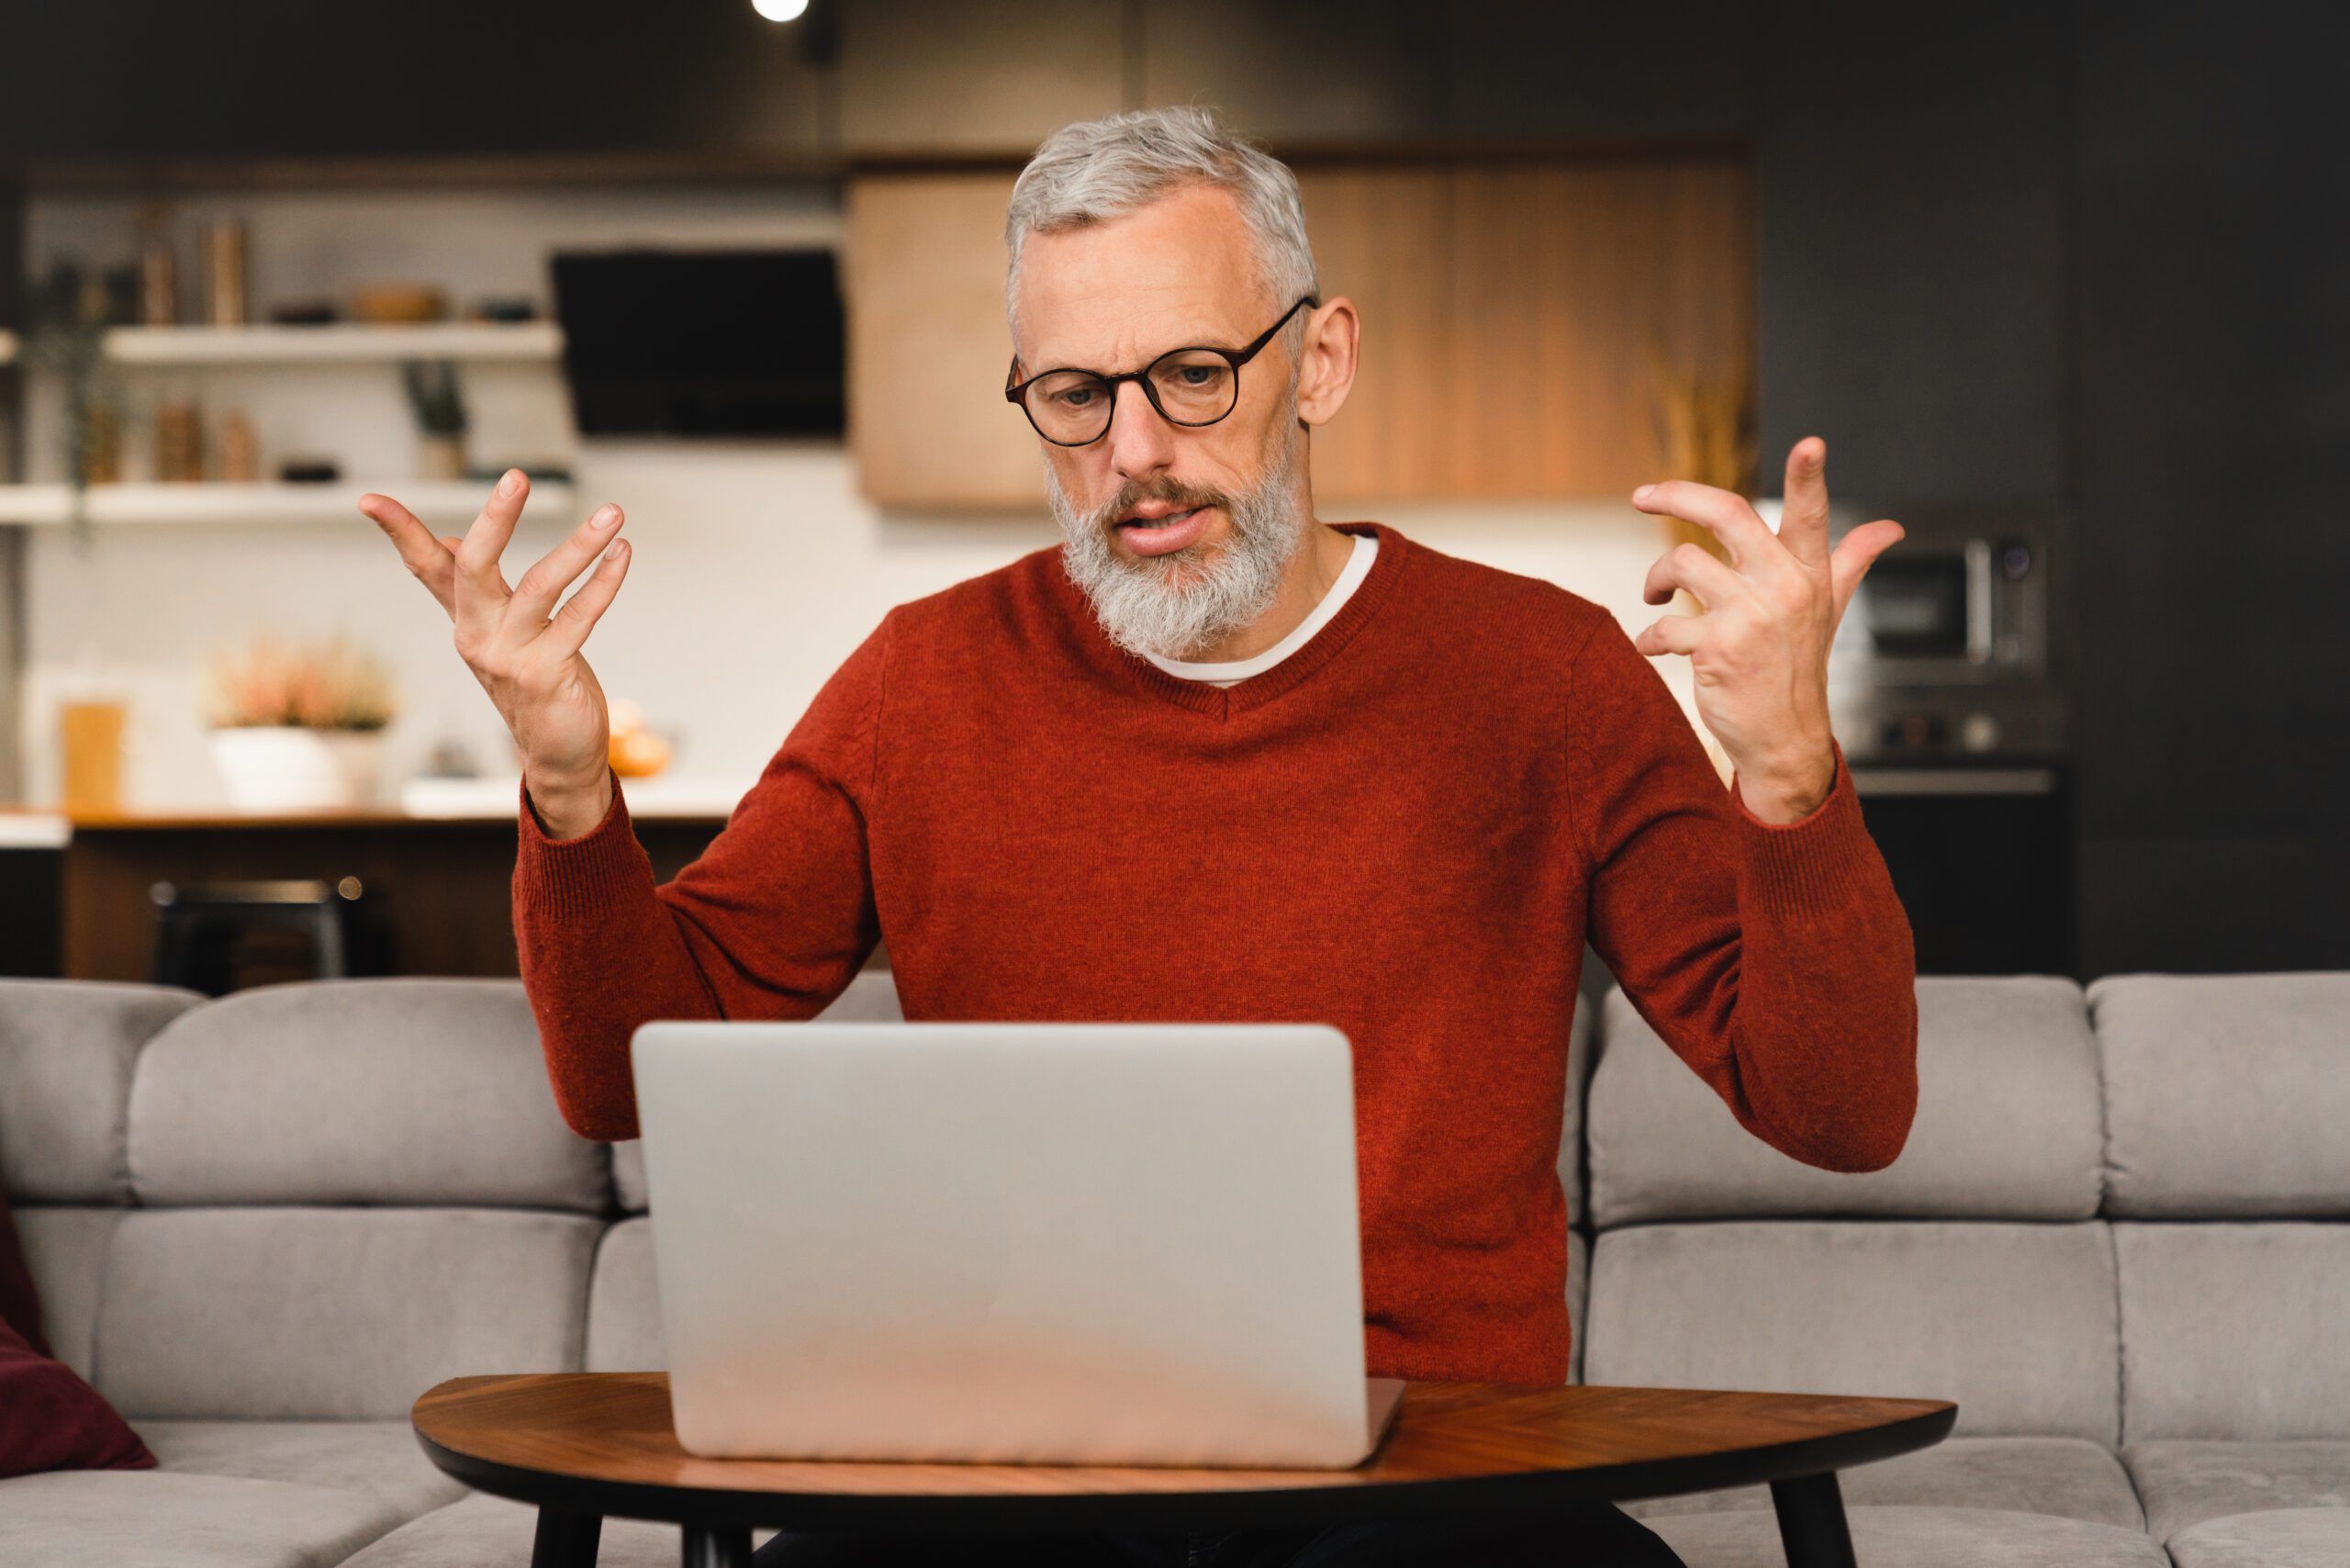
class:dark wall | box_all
[2069,3,2350,973]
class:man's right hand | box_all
[359,470,632,840]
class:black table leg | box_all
[682,1525,755,1568]
[1769,1472,1858,1568]
[530,1506,602,1568]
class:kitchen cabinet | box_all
[837,0,1126,155]
[845,156,1751,510]
[1302,157,1754,500]
[1137,0,1446,147]
[845,171,1037,510]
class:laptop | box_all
[630,1020,1407,1468]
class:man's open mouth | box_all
[1115,505,1203,531]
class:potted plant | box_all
[401,357,468,480]
[203,635,397,810]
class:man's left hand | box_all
[1630,437,1904,825]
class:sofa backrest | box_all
[1581,970,2350,1447]
[1578,976,2121,1441]
[2091,973,2350,1442]
[0,978,605,1419]
[9,966,2342,1440]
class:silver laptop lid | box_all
[631,1021,1372,1466]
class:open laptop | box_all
[630,1020,1407,1468]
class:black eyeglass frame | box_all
[1003,295,1318,447]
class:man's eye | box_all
[1177,365,1217,386]
[1053,386,1097,409]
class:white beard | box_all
[1047,426,1308,662]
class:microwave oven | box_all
[1806,504,2064,762]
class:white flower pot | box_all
[208,726,386,811]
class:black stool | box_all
[150,877,370,996]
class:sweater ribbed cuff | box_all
[514,765,650,924]
[1730,740,1879,925]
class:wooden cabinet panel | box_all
[845,171,1040,510]
[1308,157,1753,501]
[1294,168,1460,498]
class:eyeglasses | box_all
[1004,296,1317,447]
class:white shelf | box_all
[0,479,572,526]
[0,321,563,367]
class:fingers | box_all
[452,470,531,644]
[510,502,625,624]
[358,493,458,617]
[534,536,632,663]
[1643,540,1747,612]
[1778,436,1832,567]
[1828,518,1906,624]
[1630,480,1775,566]
[1633,610,1702,658]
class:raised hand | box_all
[1629,437,1904,824]
[358,470,632,837]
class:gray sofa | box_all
[0,969,2341,1567]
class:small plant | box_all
[21,257,128,537]
[400,358,468,437]
[204,635,397,731]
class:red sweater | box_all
[513,521,1919,1385]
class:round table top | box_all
[413,1374,1956,1532]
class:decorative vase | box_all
[207,726,386,811]
[418,432,467,481]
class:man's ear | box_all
[1294,296,1360,429]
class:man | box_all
[363,106,1916,1568]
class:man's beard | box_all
[1046,426,1308,662]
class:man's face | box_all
[1012,181,1304,592]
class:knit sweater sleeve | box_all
[510,611,891,1141]
[1564,610,1919,1173]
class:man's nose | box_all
[1102,379,1175,483]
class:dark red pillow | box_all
[0,1186,51,1361]
[0,1185,154,1477]
[0,1317,155,1476]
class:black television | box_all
[551,248,845,438]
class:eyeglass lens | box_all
[1024,350,1238,443]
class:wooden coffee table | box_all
[414,1372,1954,1568]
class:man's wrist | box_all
[525,766,615,842]
[1734,745,1838,826]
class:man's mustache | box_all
[1083,479,1235,531]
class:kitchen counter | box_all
[1,785,740,984]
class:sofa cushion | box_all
[141,1419,468,1520]
[1586,977,2099,1226]
[10,1208,118,1381]
[2123,1439,2350,1544]
[2093,972,2350,1218]
[340,1492,727,1568]
[607,968,907,1214]
[92,1208,600,1420]
[2115,1223,2350,1440]
[2165,1508,2350,1568]
[584,1215,661,1373]
[0,981,199,1204]
[0,1469,404,1568]
[1644,1503,2170,1568]
[1583,1221,2120,1441]
[1622,1435,2143,1529]
[128,980,608,1212]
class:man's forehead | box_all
[1012,182,1271,368]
